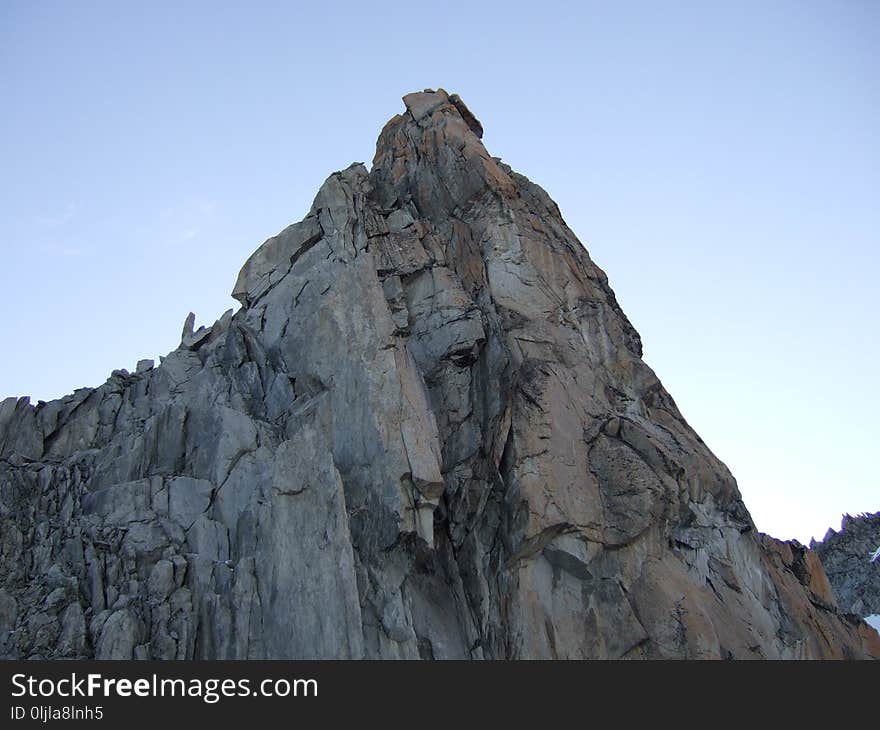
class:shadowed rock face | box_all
[813,513,880,620]
[1,89,877,659]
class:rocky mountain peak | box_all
[1,91,878,659]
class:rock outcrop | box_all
[1,89,877,659]
[813,512,880,621]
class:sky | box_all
[1,1,877,544]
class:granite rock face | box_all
[813,513,880,620]
[1,89,878,659]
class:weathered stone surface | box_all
[814,512,880,622]
[0,89,876,659]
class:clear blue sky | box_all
[1,1,877,544]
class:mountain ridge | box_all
[813,512,880,624]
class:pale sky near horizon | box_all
[1,1,877,545]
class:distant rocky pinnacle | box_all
[813,512,880,620]
[1,89,877,659]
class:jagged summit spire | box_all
[399,89,484,138]
[372,89,516,218]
